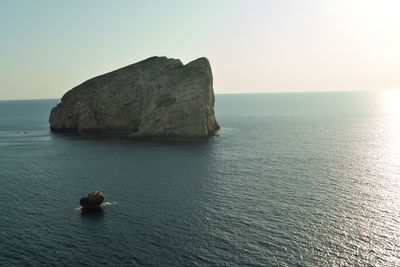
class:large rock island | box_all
[49,56,219,140]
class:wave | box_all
[74,201,118,210]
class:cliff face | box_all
[49,56,220,140]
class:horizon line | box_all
[0,89,395,101]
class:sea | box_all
[0,91,399,266]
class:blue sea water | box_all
[0,91,399,266]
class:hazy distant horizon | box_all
[0,89,395,102]
[1,0,400,100]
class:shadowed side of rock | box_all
[80,191,104,211]
[49,56,220,140]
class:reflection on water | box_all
[80,208,104,219]
[380,90,400,165]
[382,90,400,116]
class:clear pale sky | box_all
[1,0,400,100]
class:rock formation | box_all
[80,191,104,210]
[49,56,220,140]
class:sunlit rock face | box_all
[49,57,220,140]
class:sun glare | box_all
[382,90,400,116]
[379,90,400,166]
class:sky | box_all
[1,0,400,100]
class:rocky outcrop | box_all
[49,56,220,140]
[80,191,104,210]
